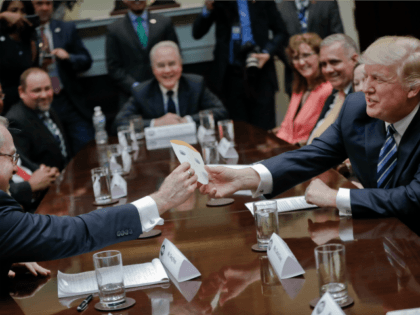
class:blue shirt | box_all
[128,10,149,39]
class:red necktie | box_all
[16,166,31,181]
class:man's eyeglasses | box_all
[0,93,5,101]
[0,152,19,165]
[292,52,316,63]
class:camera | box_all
[239,42,261,69]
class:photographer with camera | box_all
[192,0,289,130]
[0,0,38,114]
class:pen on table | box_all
[77,294,93,312]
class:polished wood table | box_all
[3,122,420,315]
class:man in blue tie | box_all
[200,36,420,236]
[106,0,179,109]
[113,41,228,131]
[192,0,289,130]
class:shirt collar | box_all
[385,103,419,138]
[128,10,148,23]
[159,82,179,97]
[295,0,310,10]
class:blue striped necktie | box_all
[377,124,397,188]
[40,111,67,159]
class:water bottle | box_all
[93,106,108,145]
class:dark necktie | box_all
[166,90,176,114]
[136,16,148,48]
[377,124,397,188]
[297,1,308,33]
[40,111,67,159]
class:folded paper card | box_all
[57,259,169,298]
[109,155,122,173]
[146,134,197,150]
[145,122,196,140]
[218,138,238,158]
[170,140,208,184]
[245,196,318,215]
[312,292,345,315]
[159,238,201,283]
[111,173,127,199]
[122,149,131,173]
[267,233,305,279]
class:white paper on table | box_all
[111,173,127,199]
[118,131,128,148]
[93,175,100,198]
[145,122,196,140]
[312,292,345,315]
[122,149,132,173]
[267,233,305,279]
[159,238,201,283]
[146,134,197,150]
[217,138,238,158]
[170,140,208,184]
[245,196,318,215]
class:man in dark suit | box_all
[33,0,94,155]
[0,114,198,285]
[106,0,179,108]
[200,36,420,235]
[6,68,70,172]
[113,41,228,130]
[192,0,288,130]
[277,0,344,95]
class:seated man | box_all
[6,68,70,172]
[200,36,420,236]
[113,41,228,131]
[0,115,198,284]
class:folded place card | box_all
[111,173,127,199]
[109,155,122,173]
[197,125,216,143]
[146,134,197,150]
[159,238,201,283]
[170,140,209,185]
[122,149,131,173]
[312,292,345,315]
[217,138,238,158]
[245,196,318,216]
[267,233,305,279]
[145,122,196,140]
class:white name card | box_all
[109,155,122,173]
[312,292,345,315]
[267,233,305,279]
[159,238,201,283]
[145,122,196,140]
[170,140,209,185]
[146,134,197,150]
[122,149,131,173]
[217,138,238,158]
[197,125,216,143]
[111,173,127,199]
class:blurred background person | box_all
[0,0,37,114]
[274,33,332,145]
[353,63,366,93]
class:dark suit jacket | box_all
[261,92,420,234]
[9,181,33,212]
[6,101,70,172]
[277,0,344,39]
[192,1,289,93]
[0,191,142,286]
[113,74,228,131]
[106,12,179,107]
[48,20,93,120]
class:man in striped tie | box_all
[201,36,420,235]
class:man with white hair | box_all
[113,41,228,130]
[200,36,420,235]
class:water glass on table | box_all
[107,144,124,175]
[93,250,126,308]
[315,244,349,306]
[91,167,112,204]
[129,115,144,140]
[253,200,279,249]
[117,125,136,152]
[218,119,235,143]
[199,110,215,131]
[202,140,219,164]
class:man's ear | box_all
[18,86,24,98]
[408,84,420,98]
[351,53,359,64]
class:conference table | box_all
[3,122,420,315]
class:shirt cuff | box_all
[338,217,354,241]
[250,164,273,198]
[202,7,210,17]
[150,119,156,128]
[131,196,164,232]
[336,188,352,217]
[184,115,194,123]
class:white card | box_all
[111,173,127,199]
[117,131,128,148]
[217,138,238,158]
[170,140,209,184]
[197,125,216,143]
[93,176,100,198]
[159,238,201,283]
[122,149,131,173]
[109,155,122,173]
[312,292,345,315]
[267,233,305,279]
[145,122,196,140]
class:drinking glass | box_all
[129,115,144,140]
[199,110,215,133]
[315,244,349,306]
[218,119,235,143]
[253,201,279,248]
[107,144,124,175]
[93,250,126,308]
[91,167,112,204]
[202,140,219,164]
[117,125,136,152]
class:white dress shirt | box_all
[131,196,163,232]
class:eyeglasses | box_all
[292,52,316,63]
[0,152,19,165]
[0,93,5,100]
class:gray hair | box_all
[149,41,182,66]
[360,36,420,90]
[0,116,9,150]
[320,33,359,58]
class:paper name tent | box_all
[245,196,318,215]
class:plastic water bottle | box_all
[93,106,108,145]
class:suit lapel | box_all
[147,11,159,49]
[391,108,420,186]
[123,14,144,53]
[365,119,386,188]
[148,81,165,117]
[23,103,58,146]
[50,20,61,49]
[289,1,304,34]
